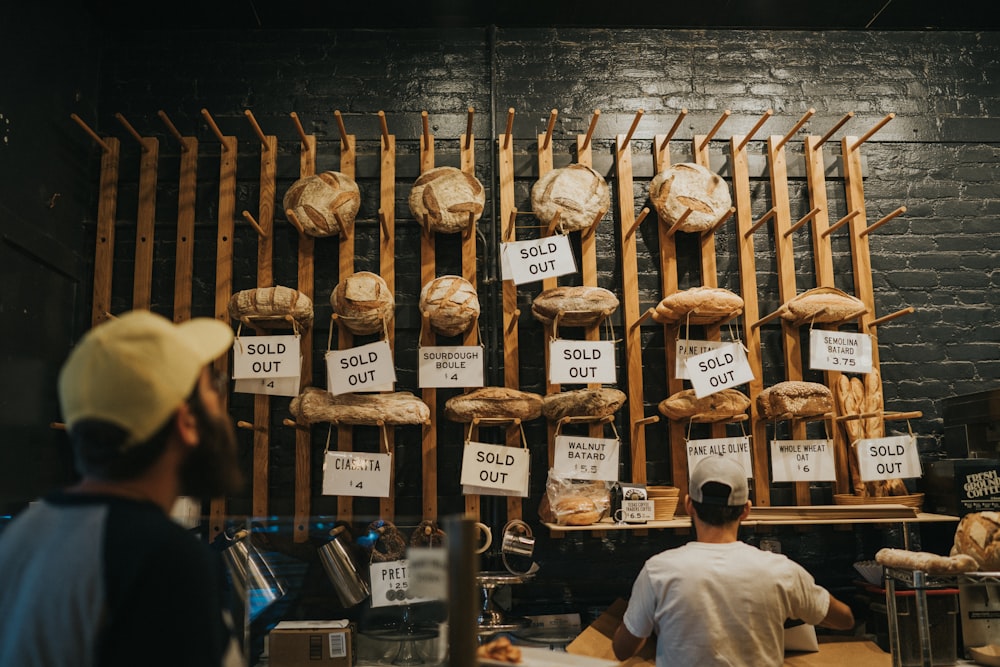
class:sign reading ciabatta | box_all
[809,329,873,373]
[685,342,754,398]
[675,339,726,380]
[232,335,302,397]
[322,451,392,497]
[418,346,484,388]
[553,434,620,481]
[500,235,577,285]
[686,438,753,477]
[326,340,396,395]
[770,439,837,482]
[548,340,617,385]
[857,435,922,481]
[460,442,529,497]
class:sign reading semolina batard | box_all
[809,329,873,373]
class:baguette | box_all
[875,548,979,574]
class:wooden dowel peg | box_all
[659,108,688,151]
[581,109,600,151]
[849,113,895,151]
[736,109,773,151]
[868,306,914,329]
[465,107,475,149]
[546,210,562,237]
[503,107,515,149]
[463,212,475,240]
[783,207,822,238]
[200,108,228,147]
[582,207,605,240]
[816,111,854,149]
[744,207,777,239]
[884,411,923,422]
[699,109,731,151]
[70,113,111,152]
[505,208,518,241]
[237,420,266,432]
[157,110,188,150]
[774,108,815,152]
[285,208,305,236]
[632,415,660,436]
[665,207,694,238]
[421,111,431,150]
[506,309,520,334]
[282,418,308,430]
[378,209,389,237]
[50,421,66,430]
[821,209,862,238]
[860,206,906,237]
[704,206,736,236]
[114,112,148,151]
[630,307,655,332]
[290,111,309,146]
[241,210,267,238]
[542,108,558,150]
[377,110,390,150]
[333,211,347,236]
[625,207,650,240]
[752,308,783,330]
[620,108,644,149]
[333,109,349,150]
[243,109,270,148]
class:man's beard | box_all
[179,397,243,499]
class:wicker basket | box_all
[833,492,924,511]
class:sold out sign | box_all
[857,435,921,481]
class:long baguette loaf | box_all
[289,387,430,426]
[876,547,979,574]
[444,387,543,423]
[541,388,627,422]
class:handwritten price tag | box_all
[770,439,837,482]
[809,329,873,373]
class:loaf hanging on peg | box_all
[531,285,619,328]
[541,387,627,422]
[652,286,744,325]
[530,163,610,233]
[408,166,485,234]
[777,286,866,325]
[757,381,833,420]
[283,171,361,237]
[228,286,314,330]
[330,271,395,336]
[289,387,430,426]
[444,386,543,423]
[649,162,732,233]
[658,388,750,423]
[419,275,480,337]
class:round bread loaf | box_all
[779,286,867,324]
[444,387,543,423]
[541,388,627,422]
[757,381,832,420]
[283,171,361,238]
[649,163,732,233]
[658,388,750,423]
[530,164,610,233]
[653,286,744,325]
[531,286,619,328]
[228,286,314,330]
[554,495,602,526]
[330,271,394,336]
[408,166,485,234]
[951,511,1000,570]
[289,387,430,426]
[419,275,480,337]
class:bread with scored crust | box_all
[531,163,610,233]
[408,166,485,234]
[283,171,360,237]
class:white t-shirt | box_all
[622,541,830,667]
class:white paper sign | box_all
[809,330,873,374]
[501,235,577,285]
[460,442,530,496]
[686,438,753,478]
[369,560,428,608]
[234,375,302,397]
[857,435,922,481]
[617,499,654,524]
[321,452,392,497]
[769,439,837,482]
[548,340,617,385]
[676,339,726,380]
[552,435,620,481]
[232,335,300,379]
[418,346,484,388]
[405,547,447,601]
[326,340,397,395]
[686,343,755,398]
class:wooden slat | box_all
[498,132,520,524]
[172,137,197,322]
[132,137,159,310]
[91,138,120,327]
[380,132,397,523]
[337,133,357,523]
[418,133,439,522]
[842,137,881,370]
[537,135,560,475]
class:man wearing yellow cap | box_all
[0,311,243,667]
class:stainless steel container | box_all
[317,525,370,607]
[221,528,286,618]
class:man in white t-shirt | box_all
[612,456,855,667]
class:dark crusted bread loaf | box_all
[541,388,627,422]
[757,381,832,420]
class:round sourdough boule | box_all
[283,171,361,238]
[444,387,543,423]
[330,271,394,336]
[779,286,867,324]
[530,164,611,233]
[531,286,619,328]
[757,381,832,420]
[652,286,744,325]
[658,388,750,423]
[228,286,314,330]
[541,388,627,422]
[649,162,732,233]
[289,387,430,426]
[951,511,1000,570]
[419,275,480,337]
[408,166,485,234]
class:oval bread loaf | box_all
[653,286,744,325]
[228,286,314,330]
[951,511,1000,570]
[289,387,430,426]
[757,381,832,420]
[531,286,619,328]
[649,163,732,233]
[779,286,866,324]
[444,387,543,423]
[876,547,979,574]
[541,388,627,422]
[554,495,603,526]
[408,166,485,234]
[530,164,610,233]
[658,388,750,423]
[283,171,360,238]
[419,275,480,337]
[330,271,394,336]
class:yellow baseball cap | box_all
[58,310,234,447]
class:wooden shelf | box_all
[543,512,958,533]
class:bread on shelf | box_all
[757,381,833,420]
[657,388,750,423]
[289,387,430,426]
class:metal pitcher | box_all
[221,528,287,620]
[317,525,370,607]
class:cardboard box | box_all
[269,621,355,667]
[926,458,1000,516]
